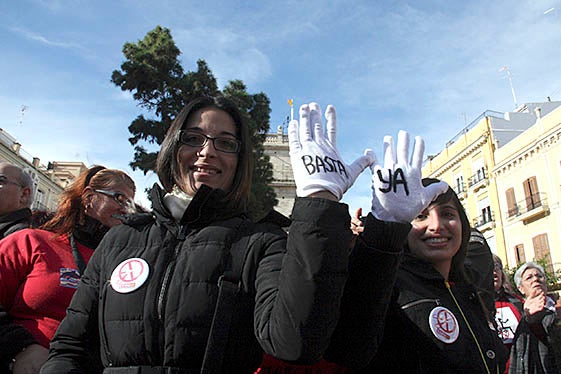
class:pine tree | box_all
[112,26,277,219]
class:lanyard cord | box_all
[69,234,87,275]
[445,281,494,374]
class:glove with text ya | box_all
[288,102,374,200]
[370,130,449,222]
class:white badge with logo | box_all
[110,258,150,293]
[429,306,459,343]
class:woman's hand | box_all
[12,344,49,374]
[524,290,546,316]
[289,102,374,201]
[369,131,448,223]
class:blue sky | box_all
[1,0,561,212]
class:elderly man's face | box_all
[0,164,29,216]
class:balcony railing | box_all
[506,193,548,223]
[468,168,487,188]
[474,211,494,230]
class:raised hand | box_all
[370,130,448,222]
[524,291,546,316]
[288,102,374,201]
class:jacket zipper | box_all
[445,281,494,374]
[155,225,187,359]
[99,281,114,366]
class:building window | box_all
[523,176,541,211]
[454,174,464,194]
[514,244,526,265]
[532,233,553,272]
[481,206,492,224]
[505,188,518,217]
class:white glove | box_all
[288,102,374,200]
[370,130,449,222]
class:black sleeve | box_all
[325,214,410,369]
[254,197,353,364]
[0,302,37,368]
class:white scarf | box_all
[163,185,193,222]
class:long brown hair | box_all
[41,165,135,234]
[156,96,253,210]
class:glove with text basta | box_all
[288,102,374,200]
[370,130,449,222]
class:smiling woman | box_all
[366,178,508,374]
[41,96,360,373]
[0,165,135,374]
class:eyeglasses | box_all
[94,189,132,208]
[0,176,23,188]
[179,131,241,154]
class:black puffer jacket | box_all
[41,185,352,373]
[367,254,507,374]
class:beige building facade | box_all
[264,125,296,218]
[0,128,86,212]
[494,104,561,271]
[422,101,561,271]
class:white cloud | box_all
[174,27,272,87]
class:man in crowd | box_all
[0,161,34,238]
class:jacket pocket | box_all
[401,298,440,310]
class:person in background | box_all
[493,254,524,373]
[41,98,375,373]
[509,262,561,374]
[0,162,34,238]
[0,165,135,374]
[366,177,507,373]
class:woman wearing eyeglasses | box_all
[509,262,561,374]
[0,165,135,374]
[41,96,378,373]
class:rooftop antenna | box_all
[499,66,518,108]
[19,105,28,126]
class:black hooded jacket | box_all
[41,184,353,373]
[367,254,507,373]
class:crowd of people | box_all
[0,96,559,373]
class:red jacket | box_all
[0,229,94,347]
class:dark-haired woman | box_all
[0,166,135,374]
[41,98,376,373]
[360,178,507,373]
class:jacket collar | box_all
[0,208,31,235]
[400,253,447,282]
[0,208,31,224]
[150,183,245,228]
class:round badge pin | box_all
[110,258,150,293]
[428,306,459,343]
